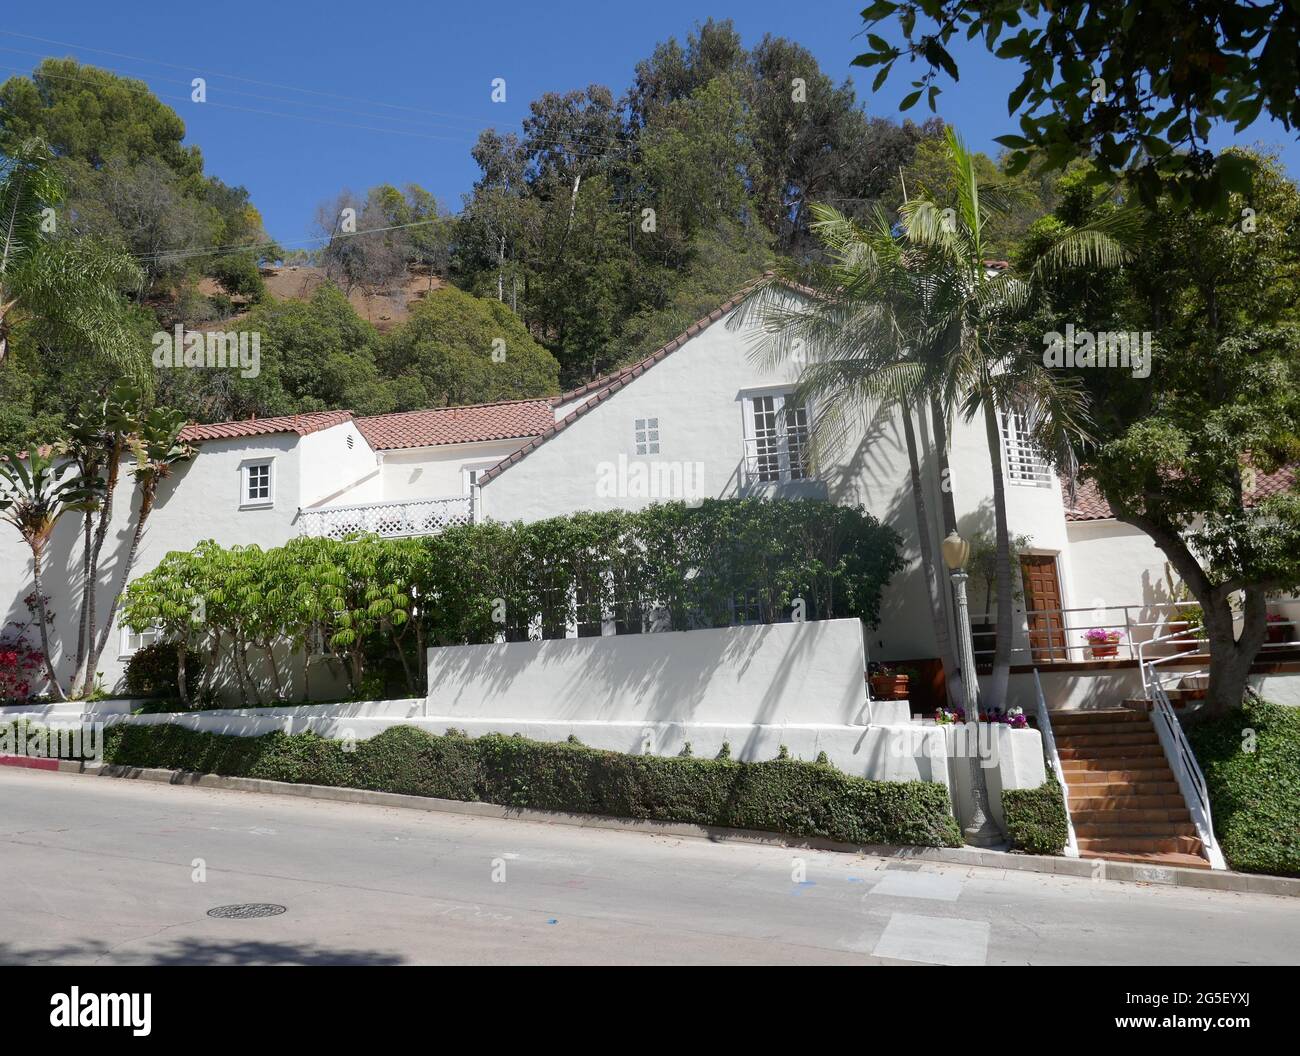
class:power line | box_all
[0,60,632,162]
[0,30,628,149]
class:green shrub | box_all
[124,640,204,700]
[1002,775,1069,855]
[1186,699,1300,877]
[100,723,962,848]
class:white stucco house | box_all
[4,279,1294,704]
[7,277,1299,869]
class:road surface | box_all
[1,767,1295,965]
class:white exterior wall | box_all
[300,420,382,508]
[1,430,312,695]
[379,438,528,502]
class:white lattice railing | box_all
[298,495,473,539]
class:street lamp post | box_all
[941,530,1003,848]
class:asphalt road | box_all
[1,768,1296,966]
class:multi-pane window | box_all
[120,623,163,657]
[634,417,660,455]
[1001,410,1051,487]
[243,460,273,505]
[745,393,811,483]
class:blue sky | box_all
[4,2,1297,245]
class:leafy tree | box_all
[852,0,1300,207]
[0,450,101,699]
[1028,150,1300,714]
[378,285,560,407]
[0,139,144,371]
[0,59,202,177]
[121,549,205,706]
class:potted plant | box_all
[967,530,1033,665]
[1082,628,1123,658]
[1163,569,1201,653]
[869,662,914,700]
[1266,612,1294,645]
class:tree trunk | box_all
[389,627,416,697]
[74,511,92,688]
[1115,509,1268,717]
[235,635,259,706]
[981,398,1014,709]
[263,643,285,701]
[927,396,966,710]
[82,483,154,697]
[176,637,191,708]
[74,448,123,696]
[900,398,966,711]
[29,543,66,702]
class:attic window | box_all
[635,418,660,456]
[346,433,355,450]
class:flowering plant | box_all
[934,706,964,725]
[0,623,45,703]
[1082,628,1123,644]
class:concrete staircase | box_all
[1052,709,1209,870]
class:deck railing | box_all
[298,495,473,540]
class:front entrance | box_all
[1020,554,1067,662]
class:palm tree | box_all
[0,137,144,371]
[897,127,1136,705]
[0,451,102,700]
[735,204,971,712]
[76,406,194,698]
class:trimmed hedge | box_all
[1186,699,1300,877]
[100,723,963,848]
[1002,775,1069,856]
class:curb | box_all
[14,757,1300,899]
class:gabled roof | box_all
[179,410,354,443]
[355,399,555,451]
[1064,467,1298,521]
[480,276,779,485]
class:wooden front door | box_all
[1020,554,1067,662]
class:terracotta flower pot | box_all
[1089,643,1119,659]
[870,674,910,700]
[1166,620,1198,653]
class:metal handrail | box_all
[1136,627,1228,870]
[969,600,1300,663]
[1033,668,1078,857]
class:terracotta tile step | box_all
[1051,710,1149,725]
[1077,834,1204,855]
[1051,722,1155,737]
[1061,758,1172,774]
[1074,821,1199,838]
[1070,807,1191,824]
[1066,780,1182,796]
[1055,733,1160,750]
[1079,849,1211,870]
[1068,794,1188,811]
[1058,743,1164,760]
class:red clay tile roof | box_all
[1064,466,1298,521]
[355,399,555,451]
[179,410,354,443]
[483,276,778,484]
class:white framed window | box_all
[120,623,163,658]
[742,391,811,483]
[634,417,660,455]
[241,459,274,507]
[1001,410,1051,487]
[460,462,496,494]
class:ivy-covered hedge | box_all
[1002,775,1069,856]
[100,723,962,848]
[1186,699,1300,877]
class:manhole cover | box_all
[207,903,287,919]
